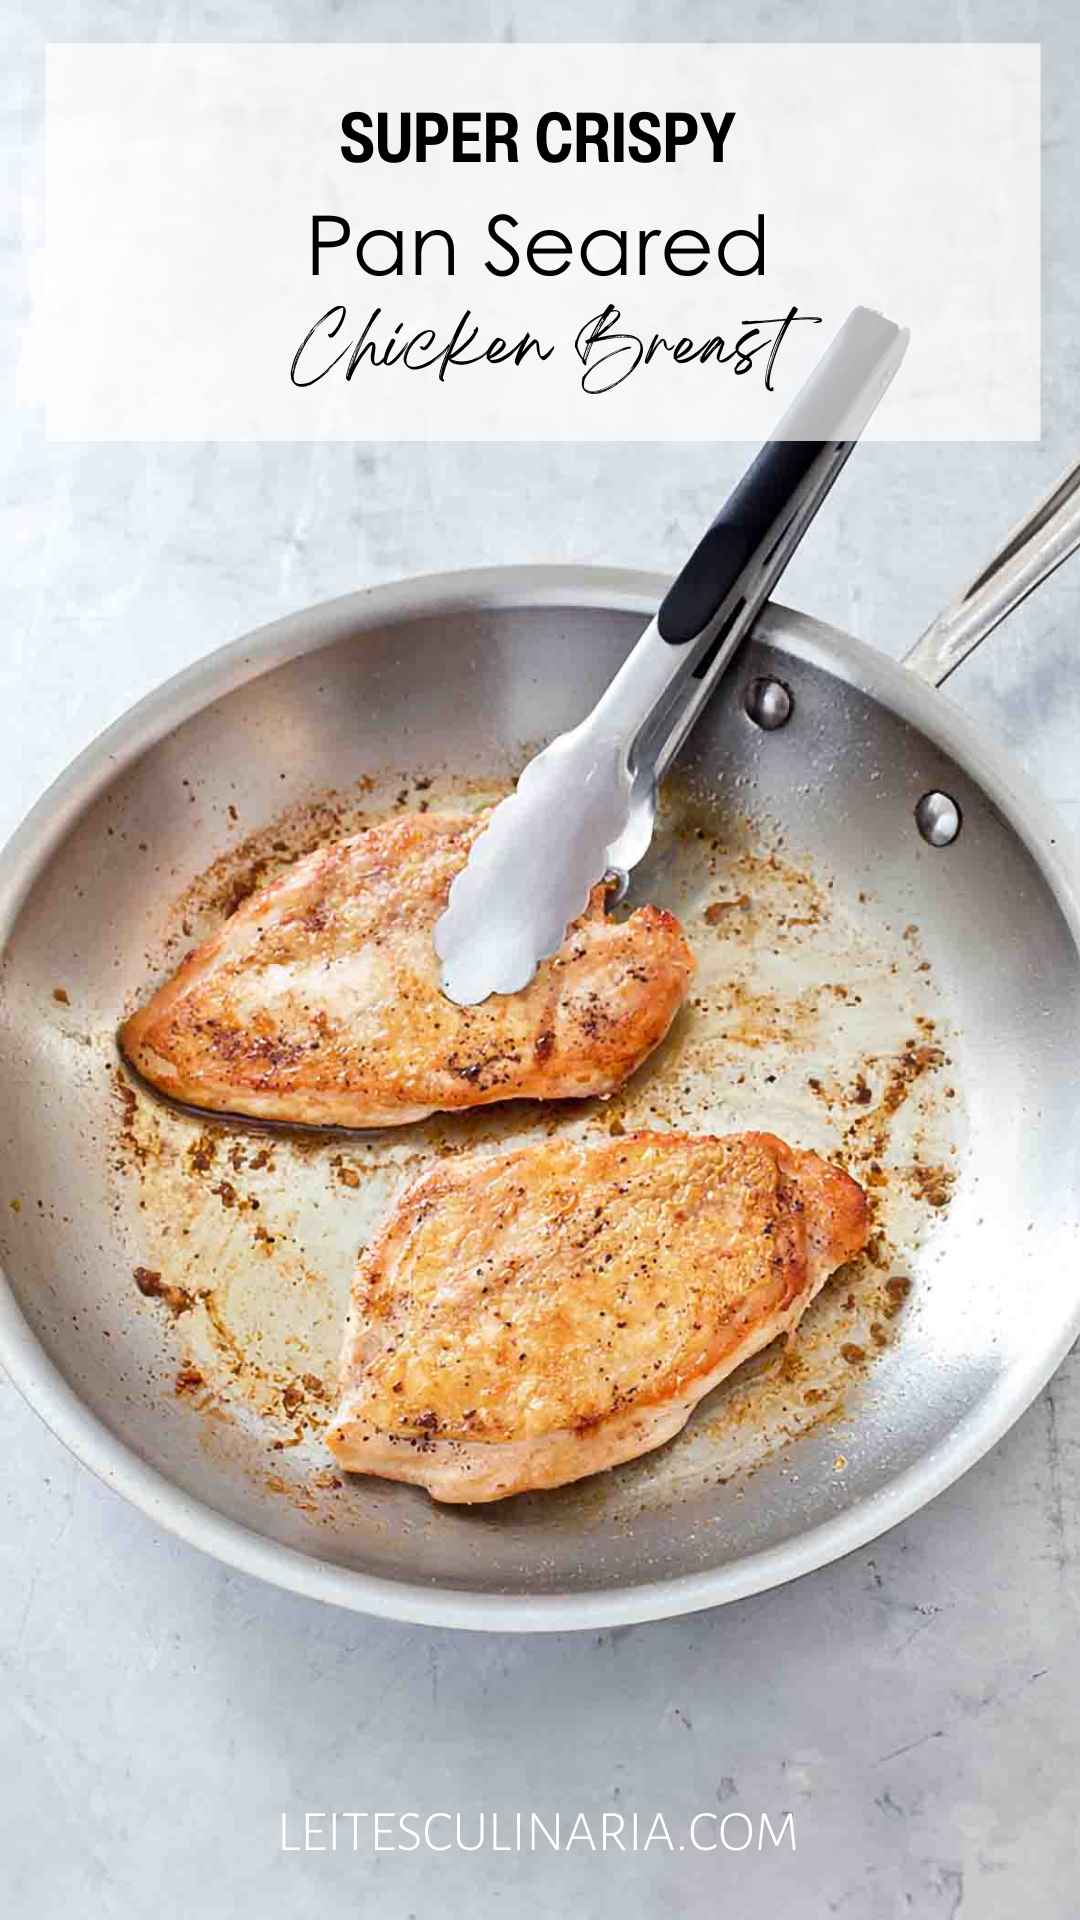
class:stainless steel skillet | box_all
[1,480,1080,1632]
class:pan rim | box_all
[2,563,1079,1632]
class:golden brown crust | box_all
[326,1129,869,1500]
[119,810,695,1128]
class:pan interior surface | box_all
[2,585,1079,1621]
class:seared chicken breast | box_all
[327,1130,869,1501]
[120,811,694,1128]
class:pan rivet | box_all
[915,790,962,847]
[744,676,793,730]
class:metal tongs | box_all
[435,305,909,1005]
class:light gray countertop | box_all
[3,3,1080,1916]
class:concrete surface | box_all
[3,2,1080,1916]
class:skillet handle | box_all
[904,459,1080,688]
